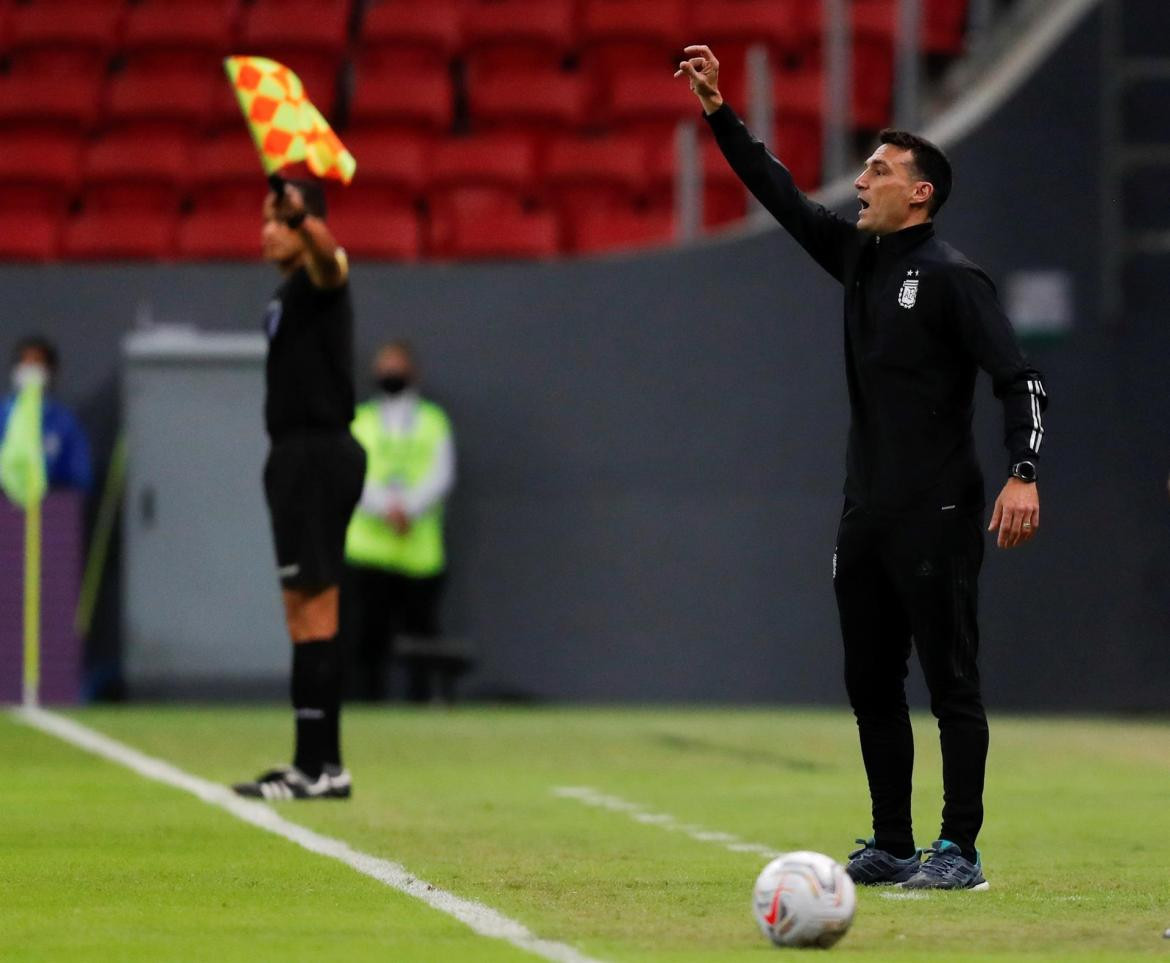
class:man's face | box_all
[374,347,416,390]
[853,144,931,235]
[12,346,52,391]
[261,193,305,265]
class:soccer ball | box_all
[751,851,856,948]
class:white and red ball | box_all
[751,851,856,948]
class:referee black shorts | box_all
[263,431,366,592]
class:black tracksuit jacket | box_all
[706,104,1047,516]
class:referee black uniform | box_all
[259,227,365,791]
[705,104,1047,864]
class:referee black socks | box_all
[291,637,342,780]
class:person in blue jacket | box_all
[2,335,92,492]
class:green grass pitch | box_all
[4,706,1170,961]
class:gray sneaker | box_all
[901,840,989,890]
[845,837,921,885]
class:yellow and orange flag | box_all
[223,55,356,184]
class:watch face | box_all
[1014,462,1036,481]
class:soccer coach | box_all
[233,179,366,801]
[677,46,1047,890]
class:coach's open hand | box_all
[988,478,1039,549]
[675,45,724,114]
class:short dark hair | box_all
[284,178,327,219]
[11,334,59,373]
[878,129,952,217]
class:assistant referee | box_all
[233,179,366,801]
[678,47,1047,889]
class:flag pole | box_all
[23,461,41,709]
[74,433,127,641]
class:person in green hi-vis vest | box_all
[342,340,455,702]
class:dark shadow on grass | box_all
[650,731,834,772]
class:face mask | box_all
[12,362,48,392]
[378,374,410,396]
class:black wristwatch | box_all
[1010,460,1037,483]
[284,209,307,230]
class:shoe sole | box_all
[898,879,991,892]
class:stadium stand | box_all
[687,0,810,106]
[328,201,422,261]
[0,0,980,262]
[462,0,576,73]
[467,68,589,141]
[446,207,560,259]
[176,206,259,260]
[542,134,649,226]
[348,62,454,137]
[121,0,240,69]
[569,205,674,254]
[579,0,686,79]
[359,0,463,72]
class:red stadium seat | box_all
[103,66,215,129]
[467,69,588,137]
[0,210,61,261]
[349,64,454,134]
[0,129,83,195]
[359,0,463,71]
[239,0,351,58]
[462,0,576,73]
[647,138,747,228]
[5,1,123,64]
[687,0,809,105]
[446,207,559,260]
[176,207,261,260]
[328,204,421,261]
[334,130,429,197]
[608,68,702,138]
[121,0,240,66]
[190,133,270,211]
[852,0,897,129]
[425,133,538,257]
[62,208,178,260]
[4,45,108,80]
[428,134,537,195]
[569,205,673,254]
[542,134,649,222]
[924,0,969,55]
[774,69,825,190]
[579,0,685,79]
[0,74,101,130]
[82,130,192,193]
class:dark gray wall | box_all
[6,9,1165,710]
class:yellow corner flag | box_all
[0,378,47,510]
[223,55,356,184]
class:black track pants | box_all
[833,502,988,858]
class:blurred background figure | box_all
[344,340,456,703]
[2,335,92,493]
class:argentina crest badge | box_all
[897,269,920,309]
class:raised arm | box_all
[272,182,348,289]
[675,45,858,283]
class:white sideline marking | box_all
[13,708,608,963]
[552,786,781,860]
